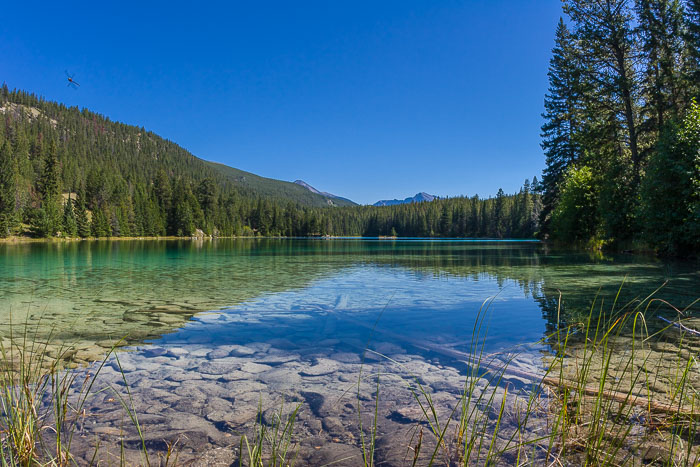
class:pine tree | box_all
[91,205,111,237]
[75,183,91,237]
[169,178,197,236]
[0,140,17,236]
[636,0,685,141]
[683,0,700,99]
[32,140,61,237]
[439,204,452,236]
[518,179,536,237]
[540,18,584,236]
[154,169,172,213]
[493,188,506,238]
[564,0,642,176]
[62,195,78,237]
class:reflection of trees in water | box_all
[1,239,697,353]
[361,241,699,340]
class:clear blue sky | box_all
[1,0,562,205]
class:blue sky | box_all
[1,1,563,205]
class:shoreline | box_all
[0,235,542,244]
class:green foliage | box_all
[550,166,599,243]
[0,140,17,237]
[683,0,700,98]
[75,184,91,238]
[31,140,62,237]
[540,19,583,235]
[91,205,111,238]
[62,197,78,238]
[0,88,541,240]
[541,1,700,253]
[640,99,700,254]
[598,152,638,242]
[27,207,54,238]
[636,0,686,137]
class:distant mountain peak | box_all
[294,180,356,206]
[294,180,322,195]
[373,192,436,207]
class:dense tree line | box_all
[0,87,541,239]
[540,0,700,254]
[290,183,541,238]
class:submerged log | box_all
[324,308,699,417]
[658,316,700,337]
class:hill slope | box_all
[205,163,355,207]
[293,180,356,206]
[0,86,540,239]
[0,88,344,209]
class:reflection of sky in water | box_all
[156,264,546,354]
[2,240,697,464]
[0,239,697,354]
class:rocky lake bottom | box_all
[58,308,549,466]
[2,239,699,465]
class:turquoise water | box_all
[1,239,699,463]
[0,238,698,358]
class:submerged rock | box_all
[300,358,339,376]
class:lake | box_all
[1,239,698,464]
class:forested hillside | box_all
[0,87,541,239]
[540,0,700,254]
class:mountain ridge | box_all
[0,91,350,209]
[0,86,540,240]
[293,180,356,206]
[373,192,436,207]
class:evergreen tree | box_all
[564,0,642,176]
[32,140,61,237]
[493,188,506,238]
[636,0,685,141]
[169,178,198,236]
[0,140,17,236]
[518,179,536,237]
[640,99,700,253]
[540,19,584,236]
[91,205,111,237]
[439,204,452,236]
[196,178,218,219]
[62,195,78,237]
[683,0,700,99]
[154,169,172,213]
[75,183,91,237]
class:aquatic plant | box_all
[346,286,700,465]
[0,314,168,466]
[1,286,698,466]
[239,398,301,467]
[540,288,700,465]
[0,316,121,466]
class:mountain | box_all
[0,86,540,240]
[293,180,356,206]
[0,88,346,209]
[197,164,356,207]
[373,192,436,207]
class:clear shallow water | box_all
[1,239,699,463]
[1,238,697,353]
